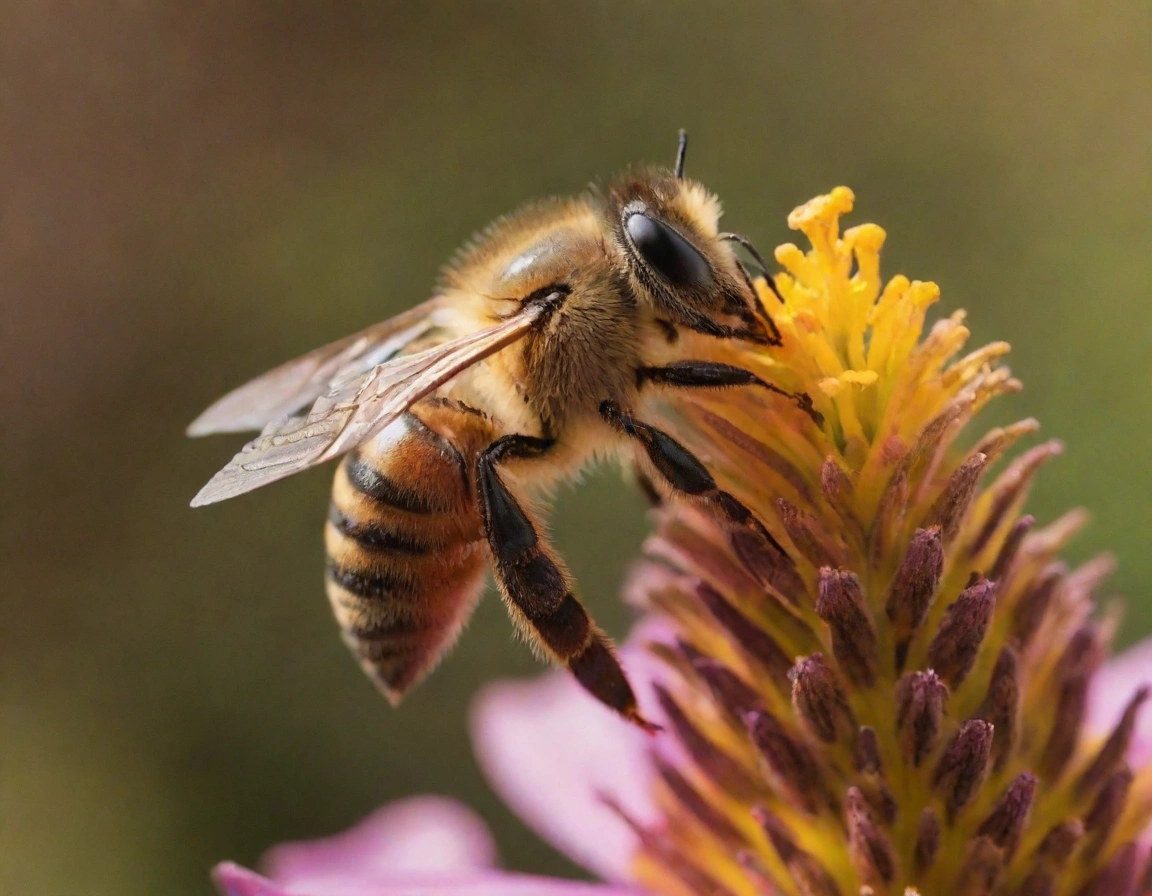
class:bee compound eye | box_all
[625,212,713,290]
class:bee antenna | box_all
[674,129,688,179]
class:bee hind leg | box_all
[600,399,792,563]
[476,434,659,732]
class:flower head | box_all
[624,187,1152,895]
[214,188,1152,896]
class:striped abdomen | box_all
[325,406,489,701]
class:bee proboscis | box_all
[189,133,817,729]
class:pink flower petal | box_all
[1089,637,1152,766]
[263,796,497,888]
[469,620,670,883]
[213,862,642,896]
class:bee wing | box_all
[187,296,447,437]
[190,304,542,507]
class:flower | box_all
[214,188,1152,896]
[211,632,1152,896]
[615,186,1152,895]
[213,630,666,896]
[212,795,629,895]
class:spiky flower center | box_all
[625,188,1150,896]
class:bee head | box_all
[609,150,771,344]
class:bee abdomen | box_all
[325,555,423,602]
[343,453,450,515]
[324,410,487,700]
[327,504,431,555]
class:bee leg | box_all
[637,360,822,426]
[476,434,659,732]
[719,230,786,344]
[633,467,664,507]
[679,310,779,347]
[733,260,780,343]
[718,231,786,304]
[600,400,790,561]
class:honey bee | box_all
[188,133,816,729]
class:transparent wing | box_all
[190,305,542,507]
[187,296,446,437]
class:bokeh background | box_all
[4,3,1151,894]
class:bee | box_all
[188,133,817,730]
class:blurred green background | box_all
[4,3,1151,894]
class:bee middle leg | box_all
[476,434,658,731]
[599,399,790,560]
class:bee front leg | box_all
[476,434,658,732]
[600,400,791,562]
[637,360,822,426]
